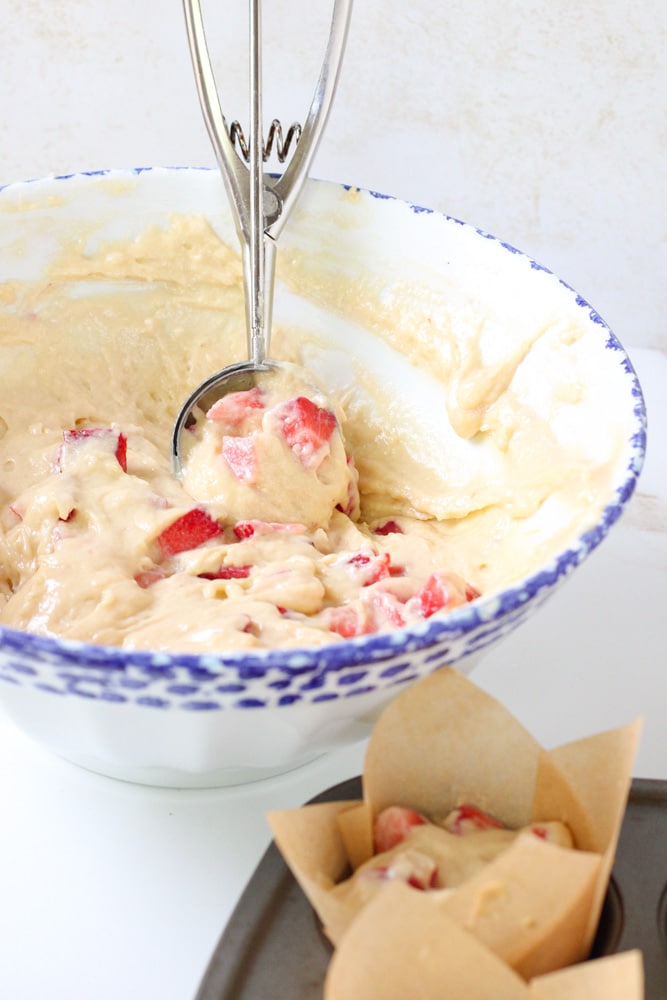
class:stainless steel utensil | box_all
[172,0,353,473]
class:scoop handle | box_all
[182,0,353,364]
[247,0,269,365]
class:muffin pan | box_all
[195,777,667,999]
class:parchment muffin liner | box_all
[323,882,643,999]
[268,666,642,988]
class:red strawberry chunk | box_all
[233,520,307,540]
[156,508,223,557]
[406,869,440,891]
[373,520,403,536]
[134,567,167,589]
[326,604,376,639]
[370,589,406,627]
[361,863,438,892]
[115,433,128,472]
[222,436,257,483]
[207,386,265,426]
[374,806,428,853]
[60,427,128,472]
[233,521,256,540]
[465,582,481,601]
[443,804,505,836]
[410,572,456,618]
[347,551,392,586]
[349,553,371,567]
[198,565,251,580]
[273,396,338,468]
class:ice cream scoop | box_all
[171,0,353,474]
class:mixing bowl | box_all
[0,168,646,787]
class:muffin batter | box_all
[180,362,358,529]
[331,802,573,909]
[0,211,619,652]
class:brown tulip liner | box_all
[268,667,643,992]
[323,883,643,999]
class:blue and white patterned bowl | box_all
[0,169,646,786]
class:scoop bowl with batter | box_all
[0,167,646,786]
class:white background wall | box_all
[1,0,665,353]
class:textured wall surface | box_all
[1,0,665,351]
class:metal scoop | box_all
[171,0,353,473]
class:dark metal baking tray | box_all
[195,777,667,999]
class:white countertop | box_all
[0,344,664,999]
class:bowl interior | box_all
[0,168,646,683]
[0,168,646,785]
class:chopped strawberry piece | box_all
[233,521,257,539]
[410,572,455,618]
[115,433,128,472]
[273,396,338,468]
[529,825,549,841]
[465,582,481,601]
[60,427,128,472]
[370,589,406,627]
[347,551,392,586]
[326,604,376,639]
[134,567,167,589]
[156,508,223,557]
[198,565,251,580]
[361,862,438,892]
[373,520,403,536]
[443,804,505,835]
[525,822,572,847]
[349,553,371,566]
[207,386,265,425]
[222,436,257,483]
[233,520,307,540]
[406,869,440,891]
[374,806,428,853]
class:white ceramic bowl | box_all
[0,168,646,787]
